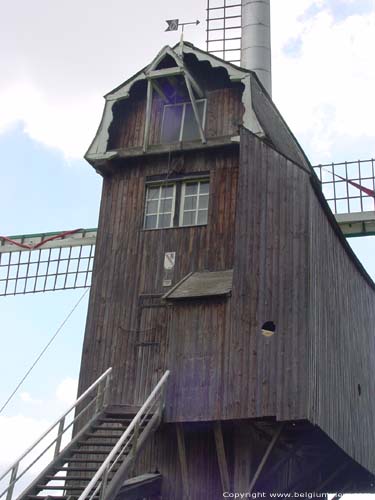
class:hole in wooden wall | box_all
[358,384,362,396]
[261,321,276,337]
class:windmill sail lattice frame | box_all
[206,0,242,64]
[0,229,96,296]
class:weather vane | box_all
[165,19,200,33]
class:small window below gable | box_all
[180,179,209,227]
[143,176,209,230]
[144,184,176,229]
[161,100,206,144]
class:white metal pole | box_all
[241,0,272,96]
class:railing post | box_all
[98,466,110,500]
[103,370,112,408]
[6,463,19,500]
[157,378,167,419]
[95,380,104,413]
[54,417,65,458]
[131,420,140,459]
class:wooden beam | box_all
[147,67,184,79]
[282,452,336,494]
[315,461,348,492]
[233,422,256,492]
[165,46,185,68]
[184,75,206,144]
[262,437,305,480]
[176,423,190,500]
[148,46,184,72]
[248,423,285,493]
[143,79,153,153]
[213,422,230,492]
[184,70,204,98]
[151,80,168,102]
[331,481,353,500]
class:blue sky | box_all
[0,2,375,496]
[0,127,99,417]
[0,126,101,235]
[301,0,375,22]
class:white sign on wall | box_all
[164,252,176,270]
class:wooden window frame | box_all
[143,175,210,230]
[143,183,177,230]
[179,179,210,227]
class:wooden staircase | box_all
[21,409,150,499]
[1,369,170,500]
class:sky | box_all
[0,0,375,496]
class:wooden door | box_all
[133,303,168,405]
[166,299,229,421]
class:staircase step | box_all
[27,496,71,499]
[37,484,85,491]
[72,450,109,456]
[27,497,99,500]
[98,417,132,423]
[91,425,124,432]
[54,466,100,472]
[62,457,111,463]
[84,432,124,439]
[69,449,114,454]
[46,467,120,480]
[45,475,92,481]
[78,441,117,449]
[103,414,151,421]
[105,404,141,415]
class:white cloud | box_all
[19,392,34,403]
[0,414,50,467]
[0,0,205,159]
[18,378,78,407]
[0,0,373,162]
[0,377,78,485]
[0,413,52,498]
[0,79,102,158]
[55,377,78,405]
[271,3,375,162]
[0,414,58,498]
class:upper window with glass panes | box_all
[144,184,176,229]
[179,180,209,226]
[161,100,206,144]
[143,178,209,229]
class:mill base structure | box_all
[72,42,375,498]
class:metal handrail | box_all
[78,370,170,500]
[0,367,112,500]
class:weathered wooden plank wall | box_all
[228,129,310,421]
[232,130,375,474]
[77,147,239,409]
[308,183,375,474]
